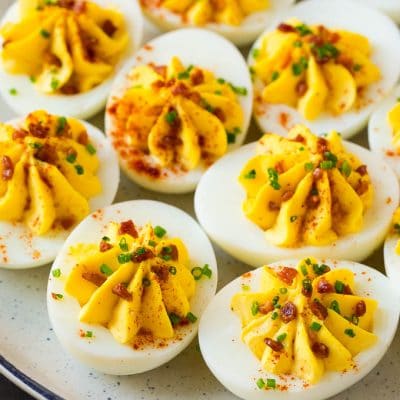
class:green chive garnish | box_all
[271,311,278,320]
[191,267,203,280]
[86,143,96,155]
[169,312,181,326]
[279,287,288,294]
[251,301,259,316]
[256,378,265,389]
[40,29,50,38]
[154,225,166,238]
[276,333,287,342]
[266,378,276,389]
[310,322,322,332]
[148,240,157,247]
[244,169,256,179]
[118,253,131,264]
[344,328,356,338]
[330,300,341,314]
[52,268,61,278]
[100,263,113,276]
[169,266,177,275]
[119,238,128,252]
[186,312,197,323]
[9,88,18,96]
[74,165,84,175]
[165,110,178,124]
[334,280,345,294]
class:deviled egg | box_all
[368,85,400,180]
[105,28,252,193]
[195,125,399,266]
[249,0,400,139]
[0,0,143,119]
[140,0,295,47]
[0,110,119,269]
[199,258,399,400]
[384,208,400,283]
[47,200,217,375]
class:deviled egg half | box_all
[105,28,252,194]
[47,200,217,375]
[199,257,399,400]
[368,85,400,180]
[195,125,399,266]
[140,0,295,47]
[0,110,119,269]
[0,0,143,119]
[353,0,400,24]
[249,0,400,139]
[384,208,400,283]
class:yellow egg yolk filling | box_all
[391,208,400,255]
[108,56,245,175]
[142,0,269,26]
[232,257,378,385]
[387,101,400,152]
[0,110,101,234]
[251,20,380,120]
[1,0,128,94]
[239,125,373,247]
[65,221,197,344]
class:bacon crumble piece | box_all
[311,342,329,358]
[119,220,138,238]
[112,282,133,301]
[277,267,298,286]
[131,247,154,263]
[264,337,284,352]
[1,156,14,181]
[259,300,274,315]
[310,299,328,320]
[99,240,113,252]
[82,272,107,286]
[317,278,334,294]
[355,300,366,317]
[280,301,297,323]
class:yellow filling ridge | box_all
[232,257,378,384]
[109,56,245,174]
[0,110,101,234]
[251,19,380,120]
[387,101,400,152]
[143,0,269,26]
[1,0,128,94]
[65,221,197,344]
[239,125,373,247]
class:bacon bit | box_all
[296,80,308,96]
[277,23,296,33]
[143,44,153,51]
[355,300,366,317]
[188,91,202,104]
[190,69,204,85]
[277,267,298,285]
[1,156,14,181]
[61,84,79,95]
[99,240,113,252]
[312,342,329,358]
[264,337,284,352]
[337,54,353,70]
[77,131,89,145]
[213,107,226,122]
[307,194,320,209]
[355,180,369,195]
[80,31,98,62]
[35,143,58,164]
[28,122,49,138]
[66,147,77,159]
[343,284,353,295]
[131,159,161,178]
[275,160,285,174]
[149,63,167,79]
[259,300,274,314]
[268,201,280,211]
[281,190,294,202]
[82,272,107,286]
[241,271,252,278]
[119,220,138,238]
[386,197,392,204]
[386,149,395,157]
[355,165,368,176]
[317,278,334,294]
[51,292,63,300]
[171,82,190,97]
[160,244,178,261]
[308,34,324,46]
[60,217,75,230]
[58,0,76,9]
[313,167,323,180]
[291,134,305,143]
[280,302,297,323]
[152,265,169,283]
[112,283,132,301]
[79,329,86,338]
[279,112,289,129]
[102,19,117,37]
[317,137,328,154]
[310,300,328,320]
[12,129,28,140]
[131,248,154,263]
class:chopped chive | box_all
[135,247,146,255]
[227,132,236,144]
[293,40,303,47]
[352,315,359,325]
[344,328,356,338]
[313,263,329,275]
[9,88,18,96]
[241,284,250,291]
[330,300,341,314]
[353,64,362,71]
[214,90,222,95]
[252,48,260,58]
[251,301,259,316]
[165,110,178,124]
[29,142,43,149]
[266,378,276,389]
[271,71,280,81]
[272,295,280,306]
[267,167,280,190]
[271,311,278,320]
[74,165,84,175]
[186,312,197,323]
[304,162,314,171]
[290,216,297,223]
[217,78,225,84]
[102,236,110,242]
[118,253,131,264]
[169,312,181,326]
[100,263,113,276]
[85,330,93,338]
[66,153,76,163]
[295,24,312,36]
[161,254,171,261]
[51,292,63,300]
[142,277,151,287]
[310,321,322,331]
[29,76,37,83]
[340,160,352,177]
[56,116,67,134]
[276,333,287,342]
[148,240,157,247]
[40,29,50,38]
[256,378,265,389]
[279,287,288,294]
[85,143,96,155]
[202,264,212,278]
[244,169,256,179]
[52,268,61,278]
[154,225,166,238]
[334,280,345,294]
[119,237,128,252]
[169,266,177,275]
[300,264,308,276]
[229,83,248,96]
[320,160,334,170]
[50,77,59,91]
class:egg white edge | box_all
[46,199,218,375]
[142,0,295,47]
[368,84,400,180]
[0,0,144,120]
[194,140,400,267]
[198,259,400,400]
[0,117,120,270]
[248,0,400,139]
[384,234,400,284]
[105,27,253,194]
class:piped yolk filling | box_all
[108,56,245,176]
[231,257,378,385]
[251,20,380,120]
[1,0,128,94]
[239,125,373,247]
[0,110,101,234]
[65,221,197,344]
[387,101,400,152]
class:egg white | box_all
[249,0,400,139]
[368,85,400,180]
[353,0,400,24]
[105,28,253,194]
[46,200,218,375]
[384,235,400,283]
[199,259,400,400]
[0,117,119,269]
[142,0,295,47]
[0,0,143,119]
[194,141,399,267]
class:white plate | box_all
[0,0,143,119]
[199,259,400,400]
[249,0,400,139]
[194,141,399,266]
[0,117,119,269]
